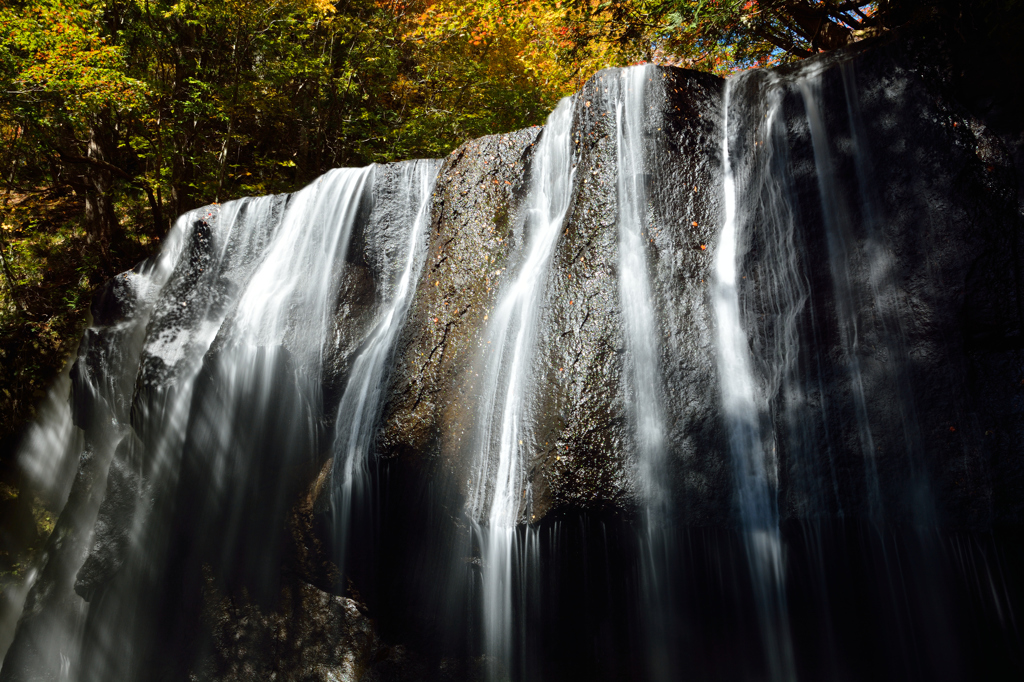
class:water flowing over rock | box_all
[3,31,1024,682]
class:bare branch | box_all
[752,26,813,58]
[55,150,132,181]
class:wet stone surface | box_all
[378,68,735,525]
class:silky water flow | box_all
[0,163,439,681]
[330,160,439,575]
[711,57,979,682]
[717,73,797,682]
[467,96,576,681]
[610,65,681,681]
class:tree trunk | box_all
[216,116,234,204]
[0,127,26,311]
[83,127,120,257]
[784,1,853,51]
[143,183,164,239]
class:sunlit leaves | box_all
[398,0,568,152]
[0,0,148,126]
[1,0,674,226]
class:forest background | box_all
[0,0,1019,591]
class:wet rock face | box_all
[325,163,423,409]
[378,42,1024,530]
[73,433,145,601]
[376,128,541,485]
[198,579,380,682]
[199,579,487,682]
[526,68,730,522]
[378,68,733,524]
[633,69,730,524]
[73,162,430,610]
[728,37,1024,529]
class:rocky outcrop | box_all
[198,578,488,682]
[376,69,732,525]
[374,35,1024,531]
[375,128,540,476]
[728,35,1024,529]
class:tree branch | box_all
[830,10,864,29]
[55,150,132,181]
[753,26,813,58]
[833,1,872,11]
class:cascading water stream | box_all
[839,65,925,495]
[468,97,575,678]
[0,164,448,681]
[611,64,678,680]
[0,204,200,679]
[81,195,291,681]
[330,160,438,571]
[844,65,933,526]
[798,73,885,524]
[717,76,797,682]
[738,72,838,522]
[614,65,668,518]
[717,58,948,682]
[805,65,932,525]
[83,168,376,681]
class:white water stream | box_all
[716,77,796,682]
[614,65,668,517]
[331,160,438,568]
[0,163,445,681]
[468,96,575,678]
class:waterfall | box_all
[798,73,885,524]
[4,46,1023,682]
[330,160,439,573]
[611,64,682,680]
[715,54,956,681]
[88,168,375,681]
[716,74,797,682]
[468,96,575,678]
[0,203,198,680]
[0,163,441,681]
[614,65,668,516]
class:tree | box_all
[0,0,148,252]
[1,0,605,254]
[555,1,898,73]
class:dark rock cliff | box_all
[373,32,1024,533]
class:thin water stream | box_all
[717,74,797,682]
[330,160,439,571]
[614,65,668,517]
[468,96,576,680]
